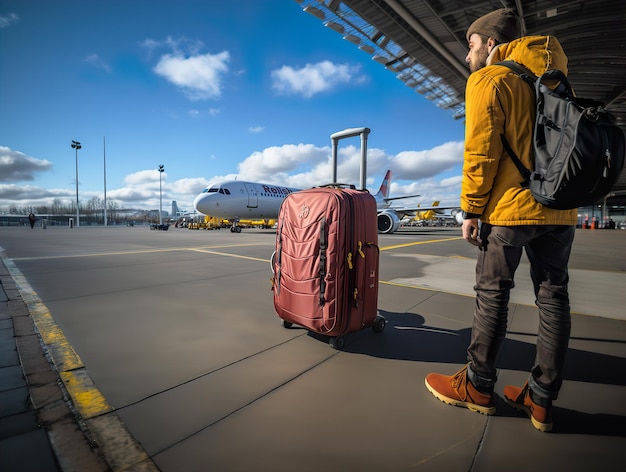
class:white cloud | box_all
[107,171,209,210]
[171,177,208,196]
[0,184,71,200]
[124,169,164,186]
[83,53,111,73]
[140,38,160,51]
[108,169,171,207]
[0,146,52,182]
[141,36,203,55]
[440,175,463,188]
[233,140,463,195]
[391,141,463,180]
[237,143,328,183]
[248,126,264,133]
[0,13,18,29]
[154,50,230,101]
[107,186,155,203]
[271,61,362,98]
[231,140,463,206]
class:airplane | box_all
[418,201,440,221]
[401,201,440,223]
[193,180,300,233]
[400,202,441,225]
[193,170,462,234]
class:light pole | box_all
[103,137,107,227]
[158,164,164,225]
[71,140,82,227]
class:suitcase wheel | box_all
[372,315,386,333]
[329,336,345,350]
[280,320,293,329]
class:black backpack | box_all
[498,61,625,210]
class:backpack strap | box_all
[500,135,531,188]
[496,61,538,188]
[497,60,537,88]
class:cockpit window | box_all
[204,186,230,195]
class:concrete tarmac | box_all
[1,225,625,471]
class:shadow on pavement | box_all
[328,309,626,437]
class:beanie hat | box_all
[466,8,521,44]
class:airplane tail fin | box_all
[374,170,392,200]
[373,170,421,206]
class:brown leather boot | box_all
[425,365,495,415]
[503,382,552,432]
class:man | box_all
[424,9,578,432]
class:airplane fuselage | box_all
[193,180,301,220]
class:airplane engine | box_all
[455,211,464,225]
[450,209,464,225]
[377,211,401,234]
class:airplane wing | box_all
[385,204,460,219]
[377,204,461,233]
[383,195,421,202]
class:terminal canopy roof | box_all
[297,0,626,195]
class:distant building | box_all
[171,200,182,218]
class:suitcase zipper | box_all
[318,216,327,307]
[274,219,283,295]
[344,191,355,333]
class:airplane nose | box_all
[193,192,208,213]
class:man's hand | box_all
[462,218,482,246]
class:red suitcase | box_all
[271,128,385,349]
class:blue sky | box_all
[0,0,466,214]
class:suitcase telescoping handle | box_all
[330,127,371,190]
[318,183,357,189]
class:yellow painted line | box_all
[189,237,466,263]
[2,253,156,469]
[379,280,426,289]
[379,279,475,298]
[61,370,113,419]
[30,304,84,372]
[11,236,462,262]
[188,248,270,263]
[10,242,266,261]
[4,260,111,413]
[11,248,173,261]
[379,236,463,251]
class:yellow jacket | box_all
[461,35,578,225]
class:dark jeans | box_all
[467,224,575,400]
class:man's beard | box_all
[469,44,489,73]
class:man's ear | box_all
[486,37,498,52]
